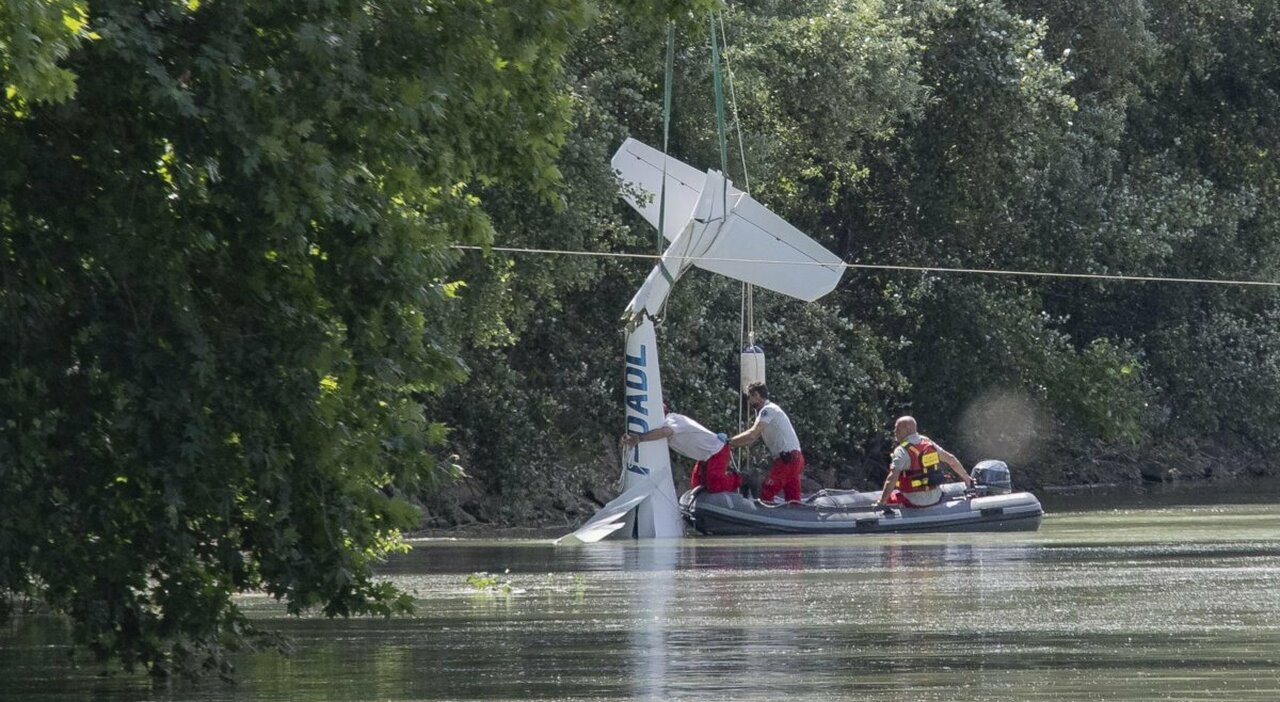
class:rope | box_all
[709,12,730,218]
[717,11,751,195]
[713,8,760,460]
[738,281,746,433]
[657,22,675,256]
[734,282,754,482]
[451,245,1280,288]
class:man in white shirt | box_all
[621,404,740,493]
[728,382,804,503]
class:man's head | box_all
[745,382,768,410]
[893,415,918,442]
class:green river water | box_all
[2,483,1279,701]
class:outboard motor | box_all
[972,460,1013,495]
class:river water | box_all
[3,483,1279,701]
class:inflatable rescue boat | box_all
[679,460,1043,536]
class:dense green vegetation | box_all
[429,0,1280,524]
[1,0,702,677]
[2,0,1277,678]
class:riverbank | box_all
[413,438,1276,537]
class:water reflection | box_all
[627,544,676,701]
[1,496,1279,701]
[537,537,1046,573]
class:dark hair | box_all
[746,381,768,400]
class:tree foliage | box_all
[0,0,668,677]
[5,0,1280,677]
[434,0,1280,516]
[0,0,96,105]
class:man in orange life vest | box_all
[874,415,973,508]
[621,402,741,494]
[729,382,804,503]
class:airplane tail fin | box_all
[574,139,843,544]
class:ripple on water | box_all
[2,499,1280,701]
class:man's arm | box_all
[938,447,973,486]
[728,421,763,448]
[620,425,674,448]
[874,466,900,506]
[875,447,909,506]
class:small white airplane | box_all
[556,138,845,544]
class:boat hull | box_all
[680,485,1043,536]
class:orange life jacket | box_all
[896,438,943,493]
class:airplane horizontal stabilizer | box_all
[694,193,846,301]
[613,139,845,304]
[612,138,716,243]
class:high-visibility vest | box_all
[897,438,943,493]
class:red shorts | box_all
[761,451,804,502]
[690,443,740,493]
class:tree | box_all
[428,0,1169,505]
[414,0,1276,538]
[0,0,642,676]
[0,0,95,104]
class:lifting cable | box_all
[718,11,751,195]
[657,22,675,257]
[710,9,760,451]
[709,12,731,217]
[646,21,680,325]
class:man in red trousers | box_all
[621,402,740,493]
[729,382,804,504]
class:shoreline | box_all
[409,474,1280,540]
